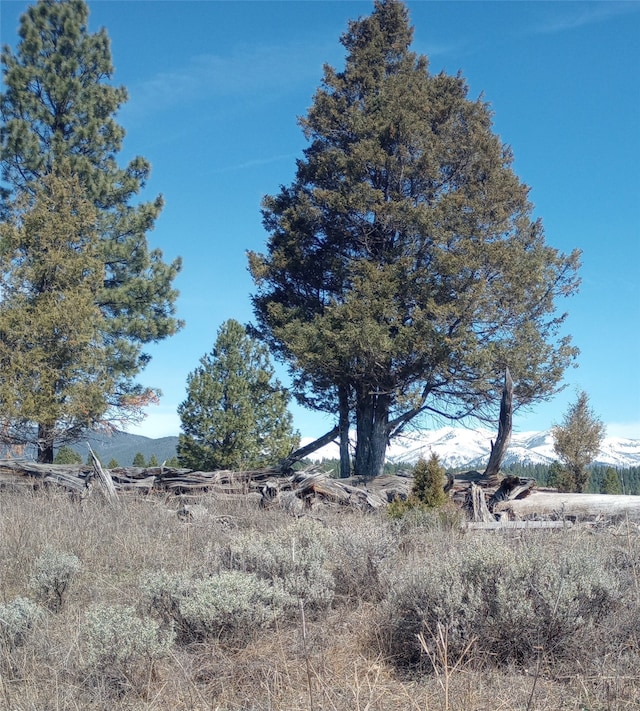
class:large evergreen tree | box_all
[553,391,605,492]
[249,0,581,478]
[0,167,113,461]
[177,320,299,471]
[0,0,182,459]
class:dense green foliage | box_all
[250,0,580,478]
[0,0,182,460]
[411,454,448,507]
[177,319,299,471]
[552,391,605,492]
[600,467,623,495]
[0,168,111,461]
[388,453,447,518]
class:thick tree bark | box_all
[354,392,389,479]
[37,424,55,464]
[482,368,513,480]
[338,385,351,478]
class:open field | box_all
[0,489,638,710]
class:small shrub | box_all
[82,603,174,693]
[386,494,426,519]
[225,519,335,610]
[387,456,449,519]
[139,568,190,623]
[412,454,448,508]
[140,569,292,644]
[376,536,620,670]
[0,597,43,651]
[179,571,291,641]
[29,547,81,612]
[330,517,396,601]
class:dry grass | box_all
[0,486,638,710]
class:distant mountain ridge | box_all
[307,427,640,470]
[4,426,633,470]
[68,431,179,466]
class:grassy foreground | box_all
[0,488,638,710]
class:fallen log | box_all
[494,491,640,522]
[467,519,573,530]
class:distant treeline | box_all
[501,462,640,495]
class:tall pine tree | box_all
[250,0,581,478]
[0,167,112,461]
[0,0,182,459]
[178,320,299,471]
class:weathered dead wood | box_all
[0,459,91,492]
[487,475,535,509]
[467,519,573,530]
[280,426,340,470]
[88,444,118,501]
[482,368,513,481]
[494,491,640,522]
[468,482,495,523]
[261,468,387,511]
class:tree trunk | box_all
[482,368,513,481]
[37,423,55,464]
[338,385,351,478]
[353,391,389,479]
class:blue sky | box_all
[1,1,639,440]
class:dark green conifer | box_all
[553,391,605,492]
[0,0,182,460]
[412,454,447,508]
[601,468,622,495]
[54,445,82,465]
[250,0,580,478]
[0,167,112,461]
[178,320,299,471]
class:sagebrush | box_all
[0,487,638,710]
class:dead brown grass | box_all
[0,486,638,710]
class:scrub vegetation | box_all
[0,489,638,710]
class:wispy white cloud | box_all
[127,39,331,117]
[419,38,468,59]
[532,2,639,35]
[209,154,297,175]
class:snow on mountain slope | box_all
[304,427,640,469]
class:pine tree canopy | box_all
[177,320,299,471]
[0,167,114,460]
[0,0,183,460]
[249,0,581,478]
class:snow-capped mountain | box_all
[304,427,640,469]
